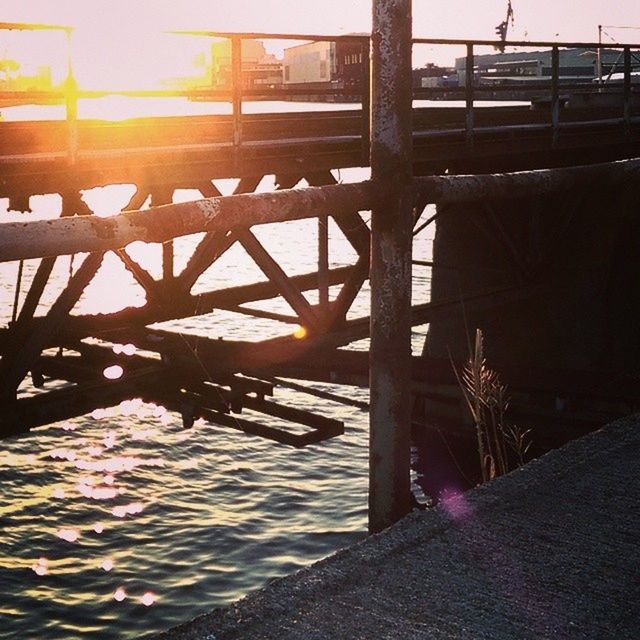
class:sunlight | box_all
[56,527,80,543]
[293,325,307,340]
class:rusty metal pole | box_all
[65,29,78,165]
[369,0,413,533]
[231,36,243,170]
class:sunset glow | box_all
[2,1,640,93]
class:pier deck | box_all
[155,416,640,640]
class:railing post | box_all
[551,46,560,146]
[597,25,603,85]
[369,0,413,533]
[65,30,78,165]
[465,43,474,143]
[623,47,631,131]
[231,36,243,165]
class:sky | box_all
[2,1,640,87]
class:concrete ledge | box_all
[154,416,640,640]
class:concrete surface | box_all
[152,415,640,639]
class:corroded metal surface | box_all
[368,0,414,533]
[414,156,640,204]
[0,182,373,263]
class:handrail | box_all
[2,27,640,167]
[170,30,369,42]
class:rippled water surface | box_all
[0,102,434,639]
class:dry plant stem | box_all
[454,328,532,484]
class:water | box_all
[0,100,435,639]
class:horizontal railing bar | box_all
[412,37,640,49]
[2,159,640,264]
[170,30,640,50]
[170,29,369,42]
[0,182,374,263]
[414,157,640,203]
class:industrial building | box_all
[455,47,628,86]
[210,39,282,90]
[282,38,366,90]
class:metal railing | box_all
[2,24,640,162]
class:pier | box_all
[1,6,640,537]
[153,416,640,639]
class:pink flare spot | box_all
[91,408,107,420]
[32,563,48,576]
[112,344,124,355]
[440,488,473,521]
[140,592,156,606]
[93,522,104,534]
[57,528,79,543]
[103,475,115,485]
[101,558,114,572]
[103,365,124,380]
[113,587,127,602]
[122,343,136,356]
[52,488,65,499]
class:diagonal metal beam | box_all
[0,252,105,396]
[176,176,263,293]
[14,200,82,327]
[121,185,150,213]
[235,228,320,330]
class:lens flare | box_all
[293,325,307,339]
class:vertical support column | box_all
[465,43,474,143]
[318,215,329,315]
[623,47,631,131]
[551,46,560,146]
[231,36,243,166]
[151,189,175,282]
[369,0,413,533]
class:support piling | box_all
[369,0,414,533]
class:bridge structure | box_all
[1,11,640,532]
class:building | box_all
[455,48,626,86]
[210,39,282,90]
[282,38,366,90]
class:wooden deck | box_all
[153,416,640,639]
